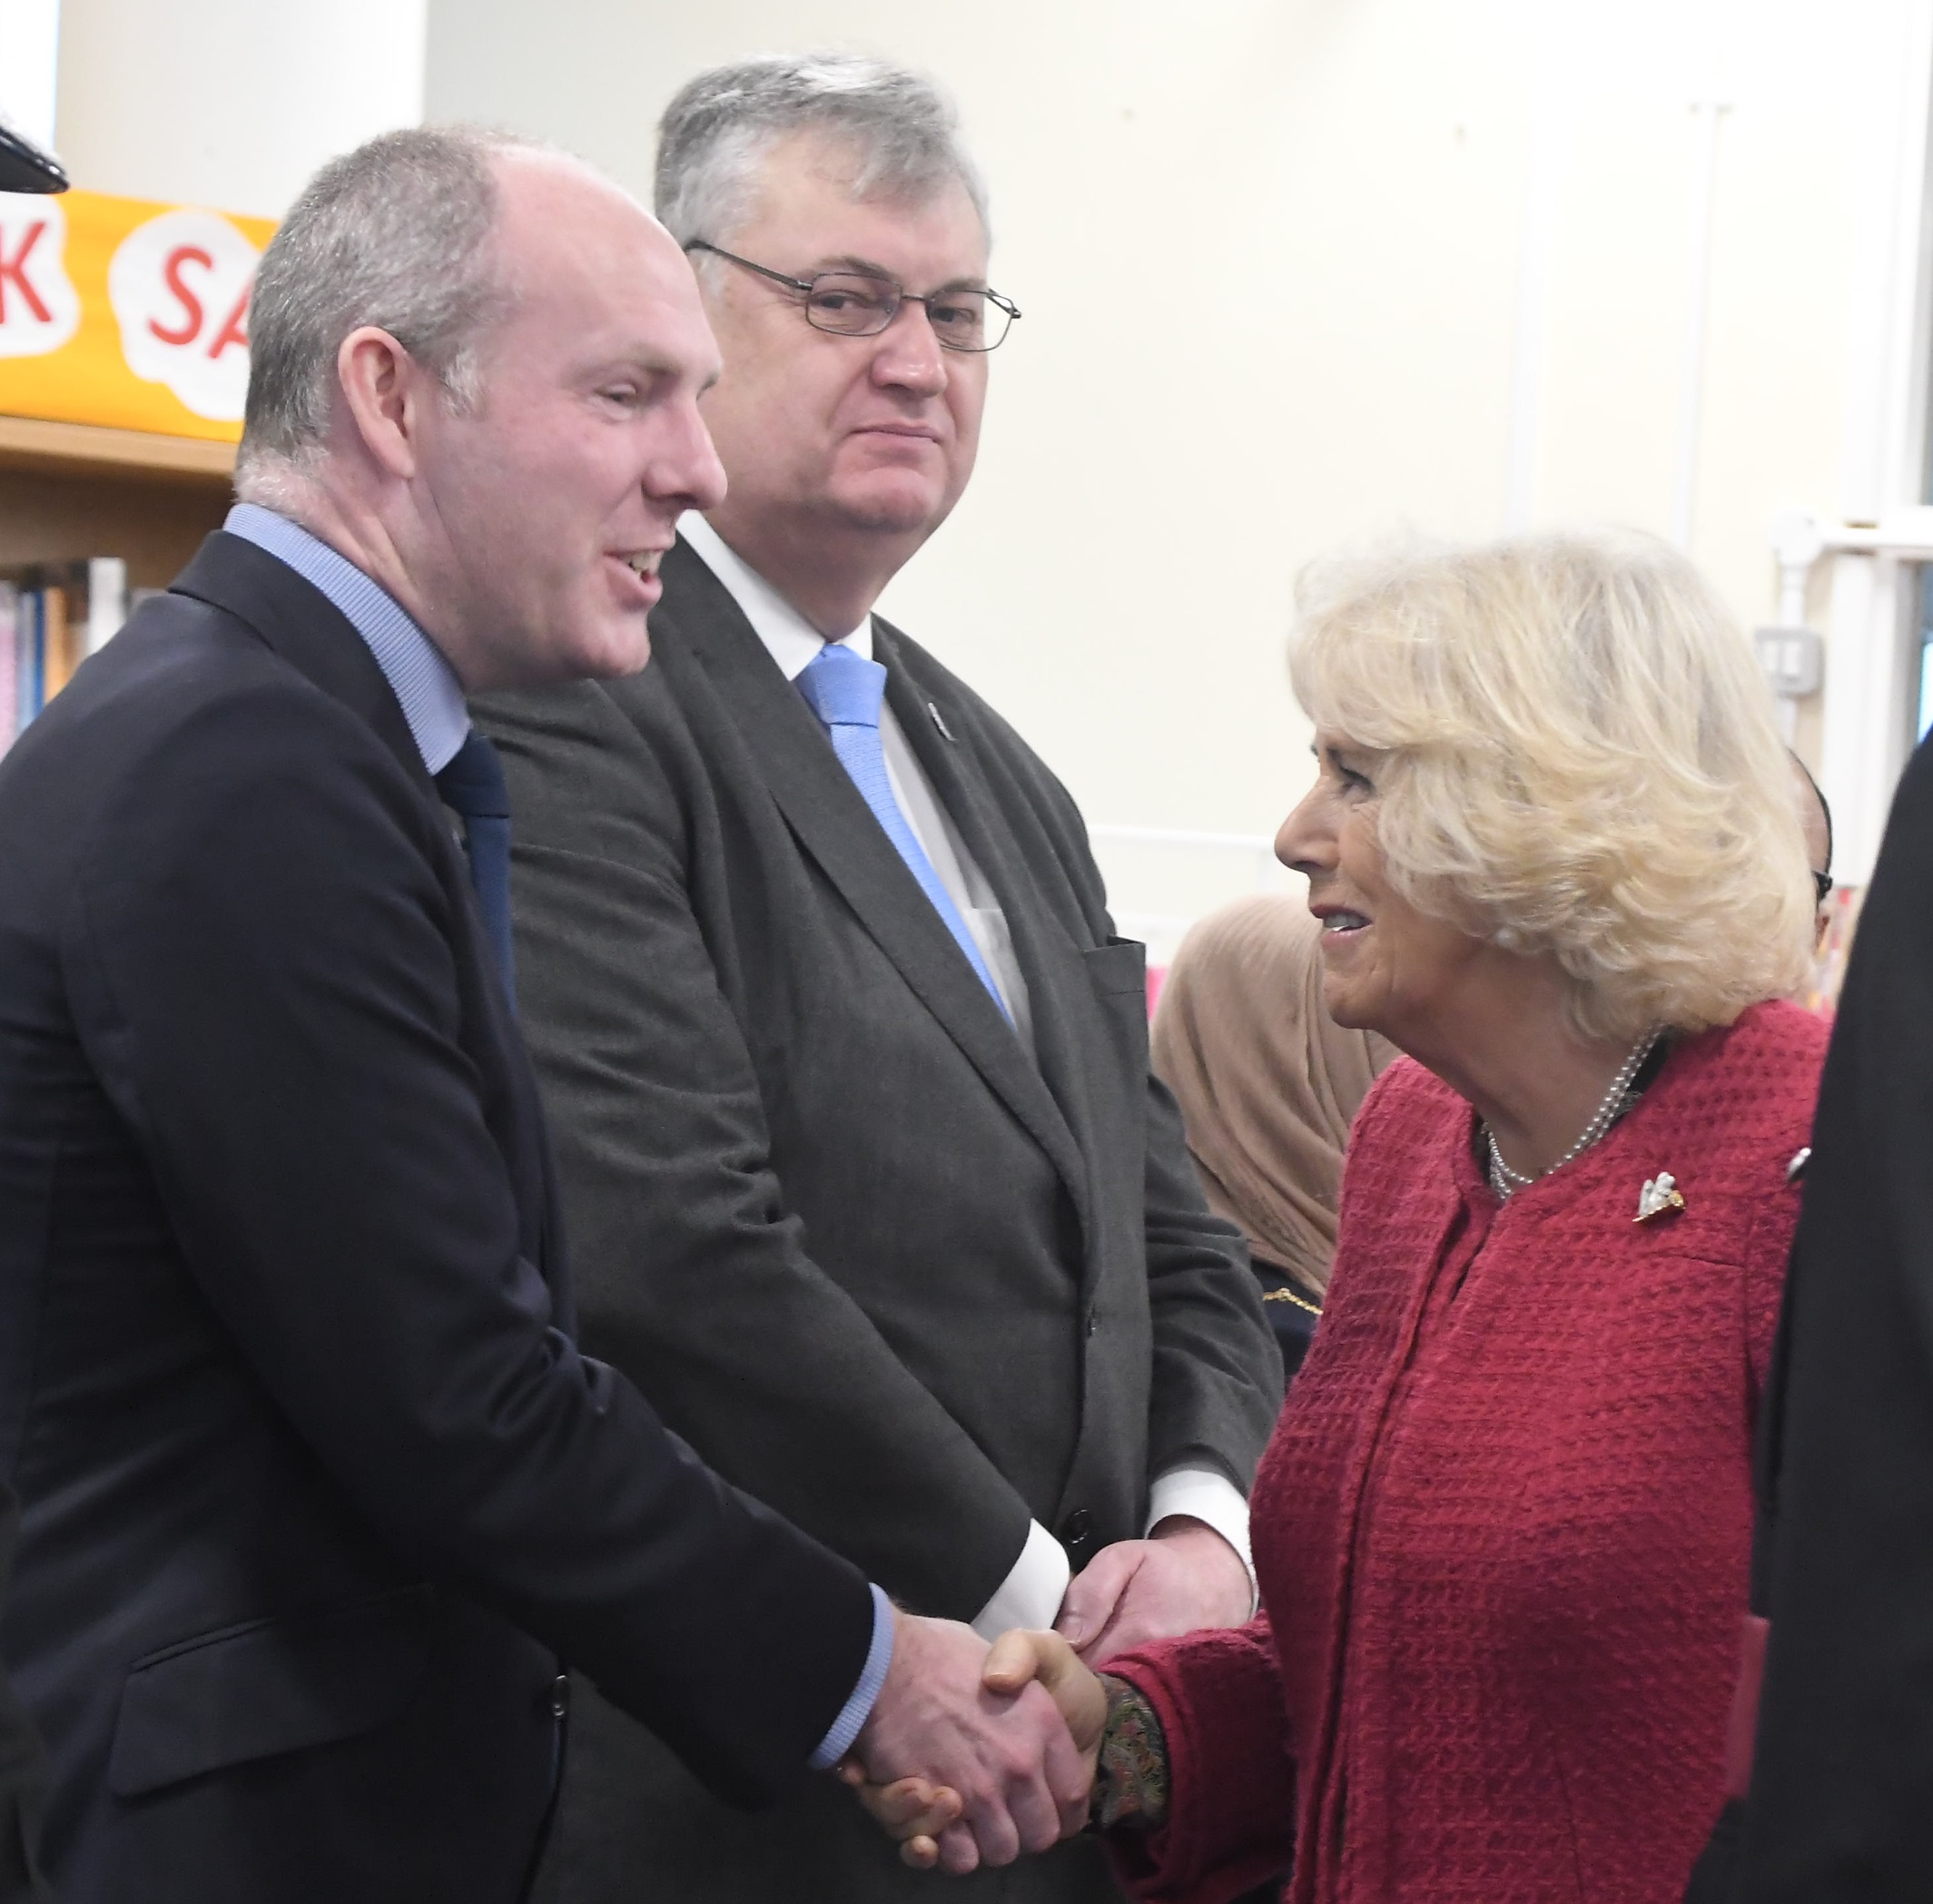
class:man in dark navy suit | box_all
[0,126,1088,1904]
[0,107,72,1904]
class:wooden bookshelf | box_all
[0,415,233,589]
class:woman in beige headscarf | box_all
[1152,893,1396,1377]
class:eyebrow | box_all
[812,253,990,294]
[601,350,719,393]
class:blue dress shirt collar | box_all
[223,502,469,775]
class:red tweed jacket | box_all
[1109,1000,1827,1904]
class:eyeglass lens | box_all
[804,274,1011,351]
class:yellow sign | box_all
[0,187,277,443]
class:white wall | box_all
[34,0,1932,935]
[54,0,428,218]
[423,0,1933,934]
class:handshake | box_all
[838,1614,1110,1874]
[835,1517,1241,1870]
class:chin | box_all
[528,617,652,688]
[1324,984,1375,1033]
[585,623,654,681]
[831,478,951,538]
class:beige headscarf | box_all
[1152,893,1398,1299]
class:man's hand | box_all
[1055,1517,1251,1663]
[844,1630,1107,1873]
[843,1611,1091,1874]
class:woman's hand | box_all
[842,1629,1109,1872]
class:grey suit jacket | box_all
[478,540,1282,1904]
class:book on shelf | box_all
[1,557,129,755]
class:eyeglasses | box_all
[685,241,1021,353]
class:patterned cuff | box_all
[809,1583,896,1771]
[1090,1673,1171,1831]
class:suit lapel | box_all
[170,532,562,1287]
[666,543,1091,1221]
[879,637,1100,1242]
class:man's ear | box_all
[334,325,431,481]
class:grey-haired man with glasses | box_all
[478,52,1278,1904]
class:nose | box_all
[870,300,949,398]
[1275,777,1336,878]
[647,393,728,513]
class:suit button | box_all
[1061,1507,1096,1560]
[547,1674,570,1721]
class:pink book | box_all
[0,582,17,755]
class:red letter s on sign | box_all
[149,245,212,346]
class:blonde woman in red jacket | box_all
[856,530,1827,1904]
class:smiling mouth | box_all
[1319,910,1372,935]
[618,550,666,578]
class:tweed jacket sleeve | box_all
[1101,1618,1297,1903]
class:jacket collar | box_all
[169,531,436,802]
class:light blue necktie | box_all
[796,642,1011,1021]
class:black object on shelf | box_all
[0,118,68,195]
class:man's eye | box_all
[809,287,888,317]
[929,299,985,340]
[600,386,640,407]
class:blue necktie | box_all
[436,730,517,1009]
[796,643,1010,1021]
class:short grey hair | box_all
[655,52,989,254]
[236,124,539,499]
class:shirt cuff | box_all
[971,1518,1073,1641]
[1148,1465,1258,1616]
[809,1583,896,1771]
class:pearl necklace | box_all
[1484,1025,1664,1203]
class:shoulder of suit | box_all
[68,595,429,811]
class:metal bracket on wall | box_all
[1760,507,1933,742]
[1770,505,1933,617]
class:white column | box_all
[0,0,60,148]
[1819,0,1933,883]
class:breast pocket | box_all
[1082,936,1152,1085]
[1082,936,1149,1000]
[108,1583,436,1798]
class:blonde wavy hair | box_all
[1288,529,1815,1042]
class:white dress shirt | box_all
[679,513,1256,1633]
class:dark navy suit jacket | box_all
[0,533,873,1904]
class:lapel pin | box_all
[1635,1172,1686,1224]
[928,701,959,743]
